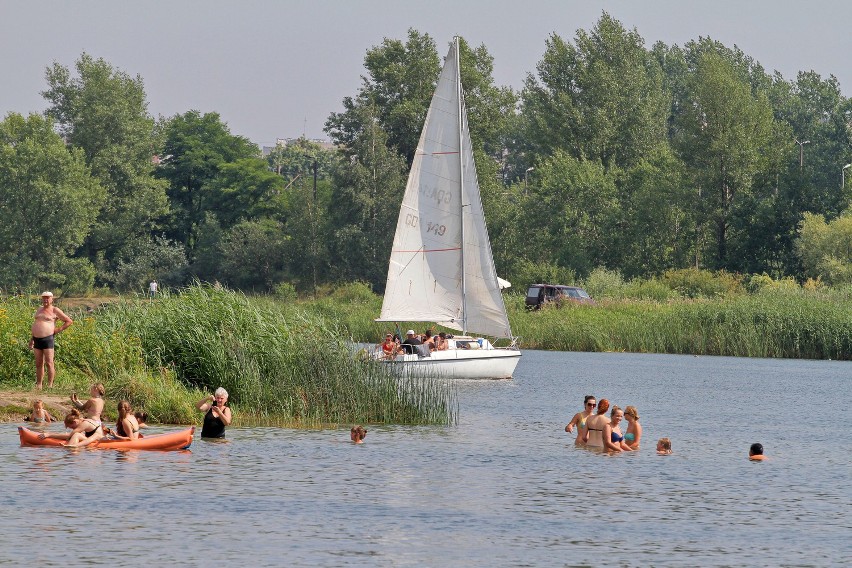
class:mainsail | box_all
[378,39,513,340]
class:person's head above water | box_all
[596,399,610,415]
[749,443,763,456]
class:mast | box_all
[456,36,468,335]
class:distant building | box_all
[261,137,335,156]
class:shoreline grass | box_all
[0,285,457,427]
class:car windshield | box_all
[526,287,541,297]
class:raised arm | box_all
[197,395,214,412]
[212,405,232,426]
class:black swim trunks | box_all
[32,335,55,350]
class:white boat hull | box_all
[383,348,521,380]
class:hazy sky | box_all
[2,1,850,147]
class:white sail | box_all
[378,39,513,340]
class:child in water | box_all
[656,438,673,455]
[25,399,54,423]
[350,425,367,444]
[749,442,766,461]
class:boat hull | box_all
[384,348,521,380]
[18,426,195,451]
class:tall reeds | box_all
[96,284,457,425]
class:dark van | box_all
[525,284,595,310]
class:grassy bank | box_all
[0,286,457,426]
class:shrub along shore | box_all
[0,285,457,427]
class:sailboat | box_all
[375,38,521,380]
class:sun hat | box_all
[406,329,416,335]
[40,291,54,297]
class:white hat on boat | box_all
[406,329,416,335]
[40,291,54,297]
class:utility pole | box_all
[794,138,810,169]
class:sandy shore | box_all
[0,390,75,422]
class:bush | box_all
[510,260,576,290]
[662,268,743,298]
[273,282,298,302]
[583,268,625,299]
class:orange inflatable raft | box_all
[19,426,194,451]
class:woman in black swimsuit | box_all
[197,387,232,438]
[113,400,141,441]
[38,409,103,447]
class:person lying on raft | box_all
[70,382,105,421]
[38,409,104,447]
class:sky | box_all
[2,1,851,147]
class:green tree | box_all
[0,113,105,292]
[673,50,775,268]
[108,234,188,292]
[616,147,695,277]
[157,110,259,254]
[327,106,407,289]
[217,219,290,291]
[796,211,852,285]
[206,158,285,229]
[41,54,168,269]
[517,12,670,171]
[325,29,440,164]
[519,151,618,276]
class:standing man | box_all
[149,279,158,299]
[29,291,72,389]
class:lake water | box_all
[2,351,849,566]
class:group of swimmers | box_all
[566,394,766,459]
[565,395,660,453]
[26,383,233,446]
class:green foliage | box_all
[327,113,407,289]
[517,12,670,170]
[273,282,298,302]
[662,268,743,298]
[42,53,169,267]
[217,219,289,292]
[157,110,260,253]
[326,29,441,164]
[96,284,456,425]
[509,260,577,292]
[107,234,187,292]
[796,211,852,285]
[582,268,625,299]
[0,112,104,292]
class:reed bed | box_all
[96,285,457,426]
[312,284,852,360]
[510,291,852,359]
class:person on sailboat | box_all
[401,330,422,354]
[381,333,399,359]
[423,330,436,350]
[435,332,449,351]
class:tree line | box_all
[3,13,852,296]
